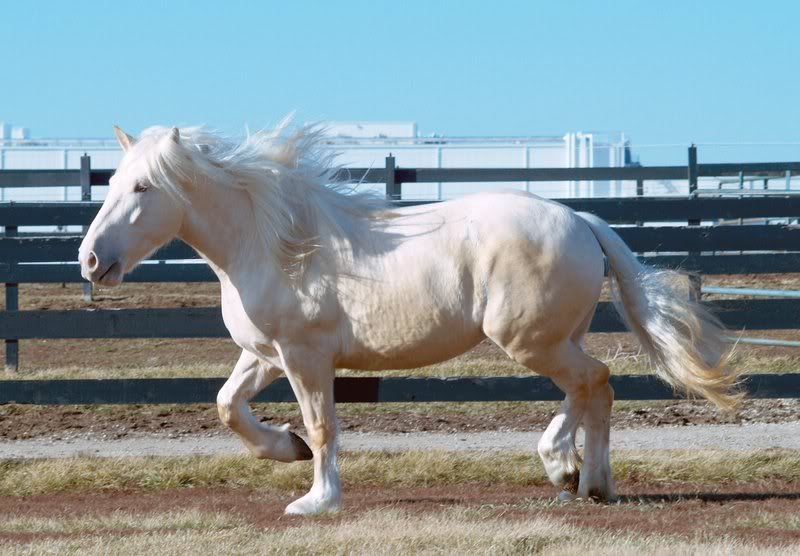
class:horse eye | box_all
[133,182,148,193]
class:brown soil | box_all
[1,481,798,547]
[2,397,799,441]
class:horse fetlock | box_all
[539,445,582,489]
[577,466,615,501]
[560,471,580,494]
[540,455,581,488]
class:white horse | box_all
[79,122,741,515]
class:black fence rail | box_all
[1,149,799,403]
[3,374,799,405]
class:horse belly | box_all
[336,276,485,370]
[338,315,484,370]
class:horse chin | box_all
[97,261,124,287]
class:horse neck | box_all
[177,180,270,280]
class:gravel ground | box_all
[3,421,799,459]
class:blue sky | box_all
[3,1,800,163]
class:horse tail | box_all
[576,212,743,410]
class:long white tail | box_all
[577,212,742,410]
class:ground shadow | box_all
[617,491,800,503]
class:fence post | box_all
[80,154,93,302]
[687,144,701,300]
[635,178,644,227]
[4,222,18,373]
[385,154,400,201]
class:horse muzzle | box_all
[79,250,125,286]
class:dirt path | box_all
[3,397,800,442]
[3,421,799,459]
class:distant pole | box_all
[80,155,93,302]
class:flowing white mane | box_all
[138,121,391,279]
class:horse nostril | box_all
[87,251,98,271]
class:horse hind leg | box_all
[486,332,587,494]
[580,376,615,500]
[491,334,613,501]
[535,303,600,497]
[569,303,616,500]
[540,346,613,502]
[539,386,585,498]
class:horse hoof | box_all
[289,432,313,461]
[558,490,576,502]
[285,493,341,515]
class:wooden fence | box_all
[1,148,799,404]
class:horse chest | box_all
[218,283,281,350]
[219,280,333,355]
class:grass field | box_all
[1,450,799,554]
[2,449,799,496]
[5,507,798,555]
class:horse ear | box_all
[169,127,180,144]
[113,125,135,152]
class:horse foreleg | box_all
[217,350,312,462]
[282,357,340,515]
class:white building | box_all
[0,121,633,202]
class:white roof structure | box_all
[0,121,633,201]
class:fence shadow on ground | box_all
[616,491,800,504]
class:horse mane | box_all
[138,119,392,280]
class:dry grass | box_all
[0,508,243,534]
[3,507,797,555]
[1,364,231,381]
[3,350,798,381]
[733,511,800,530]
[1,449,798,497]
